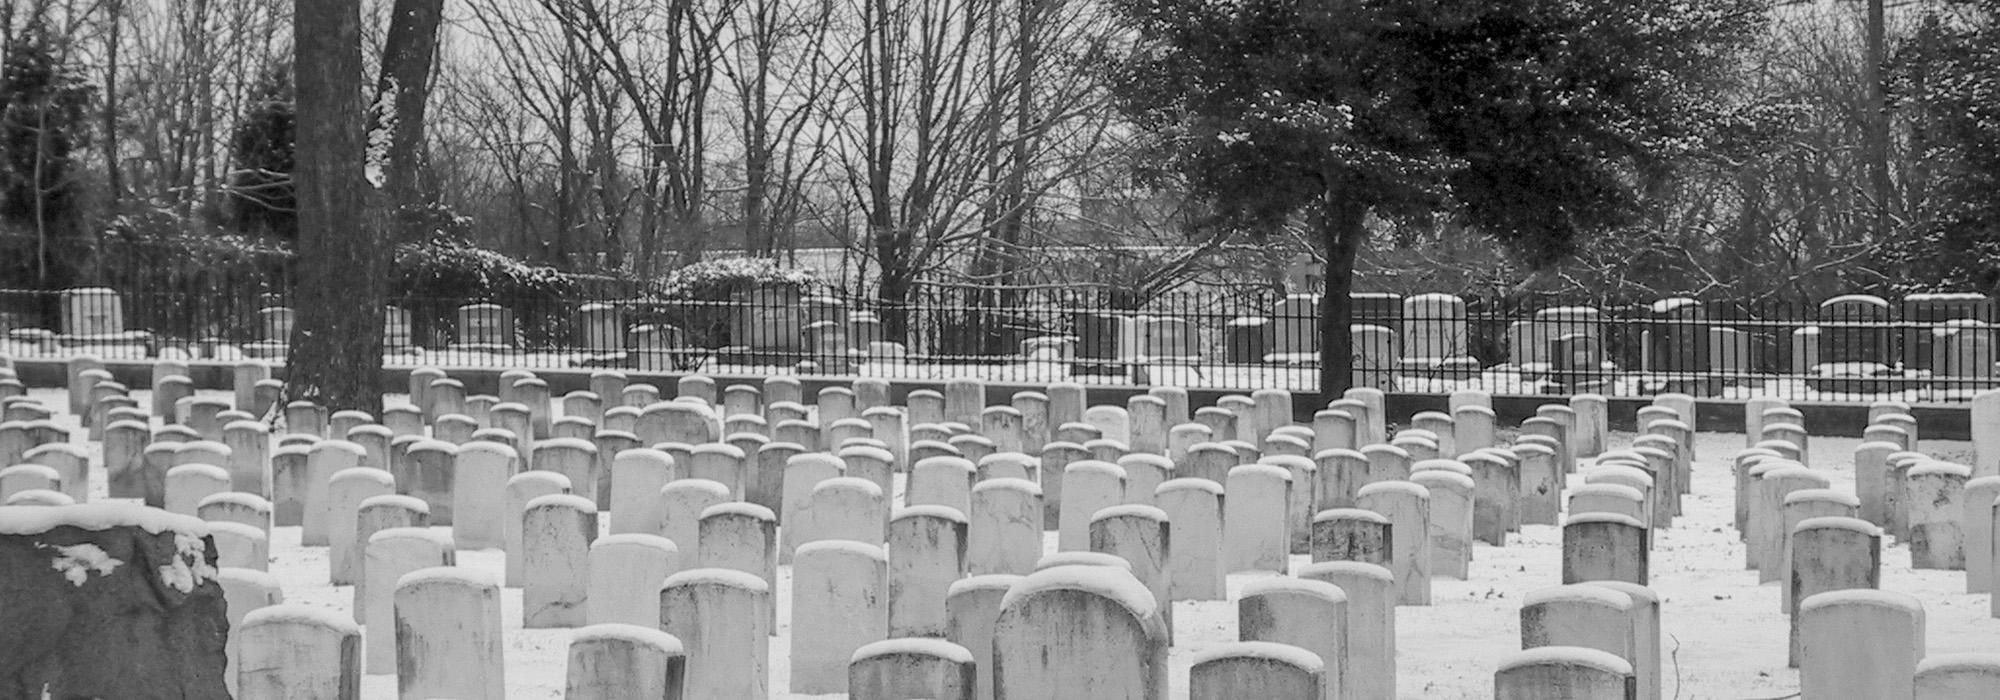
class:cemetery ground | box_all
[20,386,2000,699]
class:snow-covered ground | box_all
[24,387,2000,698]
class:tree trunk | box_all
[874,227,914,342]
[1316,195,1369,403]
[103,0,122,206]
[372,0,445,242]
[288,0,386,416]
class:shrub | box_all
[390,237,600,349]
[633,257,824,349]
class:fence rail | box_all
[3,284,1997,403]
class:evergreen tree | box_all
[1104,0,1767,397]
[229,66,298,241]
[0,18,95,294]
[1894,1,2000,294]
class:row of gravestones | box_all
[1729,395,2000,697]
[9,356,2000,696]
[7,364,1616,696]
[15,358,1702,698]
[1235,292,2000,377]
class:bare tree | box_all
[716,0,843,256]
[370,0,445,240]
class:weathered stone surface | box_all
[0,509,230,699]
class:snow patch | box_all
[795,539,888,561]
[892,504,966,523]
[594,533,678,553]
[851,637,974,665]
[1090,504,1168,524]
[948,574,1024,597]
[573,623,684,653]
[397,565,499,590]
[1240,576,1346,604]
[0,503,209,536]
[159,530,217,593]
[999,564,1160,621]
[1034,551,1131,571]
[1498,645,1633,675]
[242,604,360,634]
[1190,640,1325,672]
[525,493,597,513]
[699,501,775,521]
[1156,478,1223,496]
[365,79,395,189]
[38,543,123,585]
[662,567,769,592]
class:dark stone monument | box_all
[0,506,230,699]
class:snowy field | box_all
[21,386,2000,698]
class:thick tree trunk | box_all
[372,0,445,242]
[289,0,386,416]
[1316,196,1369,403]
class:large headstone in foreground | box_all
[0,503,230,699]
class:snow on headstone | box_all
[504,471,572,586]
[1312,507,1390,566]
[1223,464,1292,574]
[1914,653,2000,698]
[848,637,977,700]
[697,501,777,629]
[1237,577,1347,700]
[445,441,509,549]
[791,540,891,693]
[889,505,969,638]
[1494,646,1633,700]
[1410,469,1473,580]
[991,564,1168,700]
[302,440,365,546]
[1579,580,1662,700]
[1091,504,1173,639]
[604,448,671,536]
[563,623,687,700]
[661,568,770,698]
[350,493,431,596]
[523,493,597,628]
[946,574,1020,700]
[1188,640,1324,700]
[1787,516,1882,668]
[1907,462,1973,570]
[1562,512,1649,585]
[1155,478,1224,601]
[236,605,360,699]
[1798,589,1924,700]
[588,533,679,627]
[1296,560,1397,700]
[1520,584,1638,690]
[326,467,394,585]
[207,520,268,571]
[395,566,505,699]
[1355,480,1431,605]
[911,456,978,517]
[217,568,283,697]
[1778,489,1861,615]
[361,527,453,672]
[1058,461,1127,551]
[537,437,601,505]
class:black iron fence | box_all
[4,281,1999,402]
